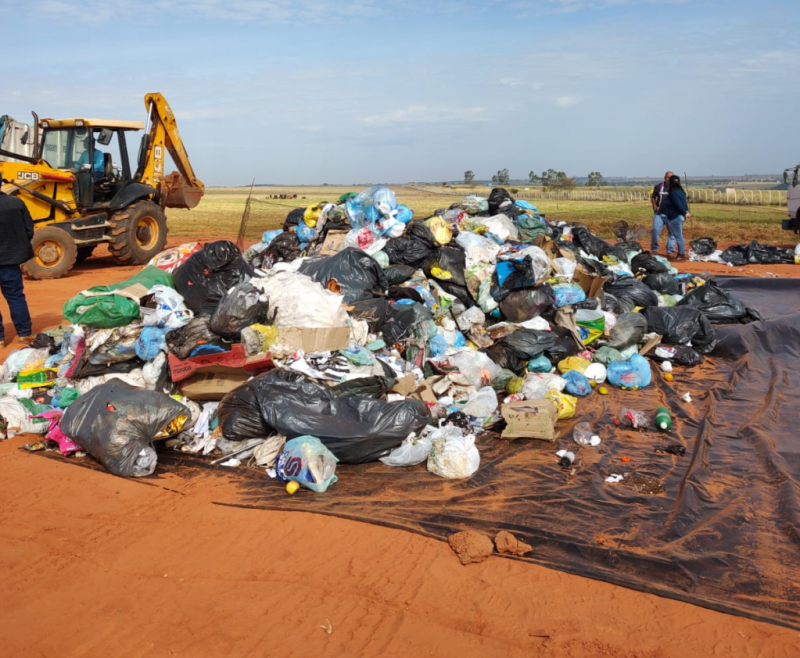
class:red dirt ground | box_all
[1,239,799,658]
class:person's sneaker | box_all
[16,335,34,346]
[674,255,686,262]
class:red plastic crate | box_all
[168,343,273,382]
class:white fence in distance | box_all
[404,185,787,206]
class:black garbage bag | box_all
[546,326,580,365]
[384,263,417,286]
[605,312,648,350]
[604,277,659,308]
[167,316,229,360]
[217,371,431,463]
[31,333,59,354]
[631,251,669,275]
[677,281,763,324]
[571,226,627,262]
[427,247,467,288]
[495,256,541,291]
[690,237,717,256]
[208,281,270,340]
[649,344,705,367]
[721,240,795,266]
[381,302,434,345]
[73,357,145,380]
[642,306,717,353]
[384,222,439,269]
[499,286,555,323]
[174,241,253,316]
[61,380,188,477]
[573,298,599,310]
[265,231,302,263]
[348,298,392,332]
[643,272,680,295]
[329,376,395,399]
[484,328,558,374]
[299,248,387,303]
[488,187,516,216]
[282,207,306,230]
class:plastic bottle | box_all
[655,407,672,430]
[573,422,593,446]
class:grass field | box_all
[166,185,794,246]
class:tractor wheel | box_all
[76,245,96,262]
[108,200,168,264]
[22,226,78,280]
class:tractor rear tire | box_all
[76,245,96,262]
[22,226,78,280]
[108,200,168,264]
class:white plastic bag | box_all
[252,271,348,328]
[449,350,502,388]
[552,257,577,282]
[456,306,486,332]
[427,426,480,479]
[522,372,566,400]
[141,285,193,331]
[0,397,47,439]
[455,231,502,265]
[478,214,520,241]
[380,431,432,467]
[458,386,498,418]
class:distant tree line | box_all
[462,169,606,191]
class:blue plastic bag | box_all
[552,283,587,308]
[428,334,448,357]
[296,221,317,243]
[527,354,552,373]
[515,200,539,213]
[135,326,167,361]
[345,185,398,229]
[395,204,413,224]
[563,369,592,397]
[276,436,339,493]
[261,229,283,245]
[607,354,652,388]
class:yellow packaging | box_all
[557,356,591,374]
[545,389,577,420]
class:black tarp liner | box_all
[47,276,800,630]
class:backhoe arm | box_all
[138,93,205,209]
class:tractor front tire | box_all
[22,226,78,280]
[108,201,168,264]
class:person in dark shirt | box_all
[650,170,676,255]
[662,174,691,261]
[0,184,34,348]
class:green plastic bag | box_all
[575,309,605,346]
[63,266,173,328]
[57,388,81,408]
[516,215,548,243]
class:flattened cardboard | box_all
[318,230,349,256]
[535,235,575,262]
[179,367,251,400]
[639,334,663,356]
[501,399,558,441]
[390,373,417,397]
[277,325,350,352]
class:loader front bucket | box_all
[161,171,204,209]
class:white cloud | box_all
[363,105,489,126]
[555,95,581,107]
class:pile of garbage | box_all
[0,186,764,491]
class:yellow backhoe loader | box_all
[0,93,204,279]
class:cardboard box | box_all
[501,399,558,441]
[277,325,350,352]
[573,267,606,298]
[318,230,349,256]
[534,235,575,262]
[179,368,252,400]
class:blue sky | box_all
[2,0,797,185]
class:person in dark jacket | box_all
[662,174,691,261]
[0,184,34,348]
[650,170,676,255]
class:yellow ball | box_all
[286,481,300,495]
[598,386,609,395]
[664,372,673,381]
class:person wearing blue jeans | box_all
[662,174,691,261]
[0,185,35,348]
[650,170,676,255]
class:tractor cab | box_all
[38,118,144,211]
